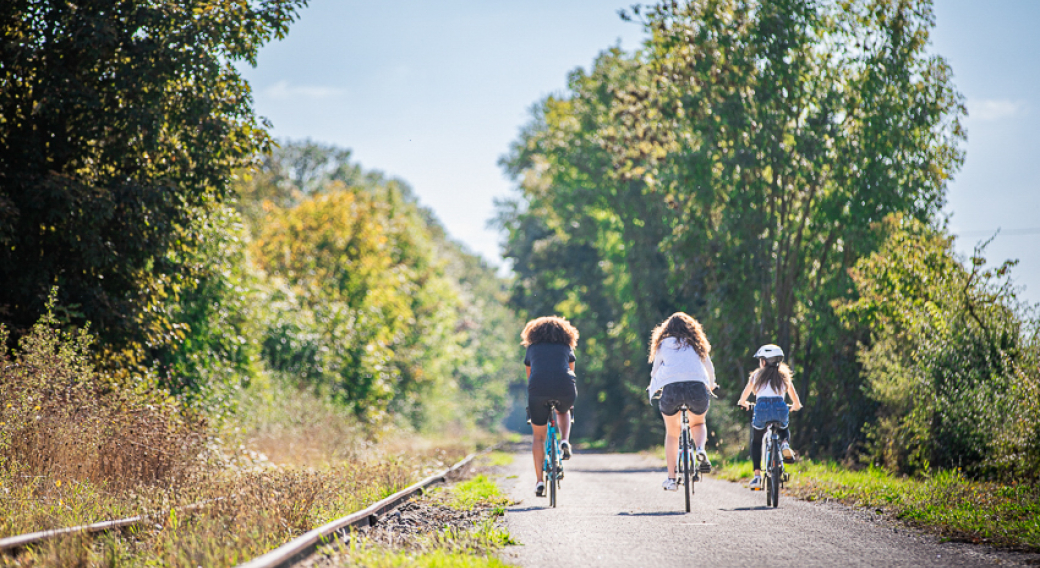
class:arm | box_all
[786,377,803,411]
[569,362,575,372]
[705,357,718,391]
[526,365,531,379]
[737,376,755,410]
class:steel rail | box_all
[235,449,487,568]
[0,498,223,553]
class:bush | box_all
[0,291,203,492]
[839,215,1040,479]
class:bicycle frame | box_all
[748,401,791,508]
[542,402,563,508]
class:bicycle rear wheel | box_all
[682,429,692,512]
[764,445,774,507]
[768,440,781,508]
[549,438,558,508]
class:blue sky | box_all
[239,0,1040,304]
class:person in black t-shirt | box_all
[522,315,579,497]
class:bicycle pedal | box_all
[783,473,790,482]
[699,464,712,473]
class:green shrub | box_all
[839,215,1040,479]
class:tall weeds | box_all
[0,293,204,497]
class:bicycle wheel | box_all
[549,438,558,508]
[764,444,774,507]
[681,429,692,512]
[769,440,781,508]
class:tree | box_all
[497,0,965,452]
[0,0,306,366]
[242,140,521,427]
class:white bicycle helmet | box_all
[754,344,784,361]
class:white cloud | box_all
[260,80,347,101]
[967,99,1026,121]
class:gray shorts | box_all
[659,381,710,416]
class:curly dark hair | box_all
[647,312,711,362]
[521,316,579,348]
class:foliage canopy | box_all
[497,0,965,451]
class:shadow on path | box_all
[508,506,552,513]
[718,506,774,512]
[616,511,687,517]
[573,468,664,474]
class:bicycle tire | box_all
[549,437,558,508]
[764,443,774,507]
[682,429,692,513]
[769,439,781,508]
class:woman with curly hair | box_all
[522,316,579,497]
[646,312,718,492]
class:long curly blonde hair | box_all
[648,312,711,362]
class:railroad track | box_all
[0,447,490,567]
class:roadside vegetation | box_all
[714,459,1040,550]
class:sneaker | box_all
[560,440,572,460]
[781,441,795,463]
[696,448,711,472]
[535,481,545,497]
[749,475,763,491]
[662,478,678,492]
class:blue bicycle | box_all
[542,400,564,507]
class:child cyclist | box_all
[522,316,580,497]
[646,312,718,492]
[737,344,804,490]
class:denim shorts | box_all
[752,397,789,430]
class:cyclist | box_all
[646,312,718,492]
[737,344,804,490]
[522,316,579,497]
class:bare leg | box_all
[531,423,547,482]
[661,411,682,478]
[690,412,708,450]
[556,409,572,442]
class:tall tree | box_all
[498,0,965,453]
[0,0,306,365]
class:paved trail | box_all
[495,451,1028,568]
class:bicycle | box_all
[529,400,565,508]
[675,402,712,512]
[650,391,714,513]
[746,402,791,508]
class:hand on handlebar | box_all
[791,402,803,412]
[738,400,752,411]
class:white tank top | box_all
[754,375,786,398]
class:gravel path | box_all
[495,451,1033,567]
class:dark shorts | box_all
[659,381,710,416]
[527,393,575,426]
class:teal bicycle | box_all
[542,400,564,507]
[528,400,566,507]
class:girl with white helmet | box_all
[737,344,804,491]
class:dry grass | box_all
[0,303,494,567]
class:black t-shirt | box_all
[524,343,577,396]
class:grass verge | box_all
[713,459,1040,550]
